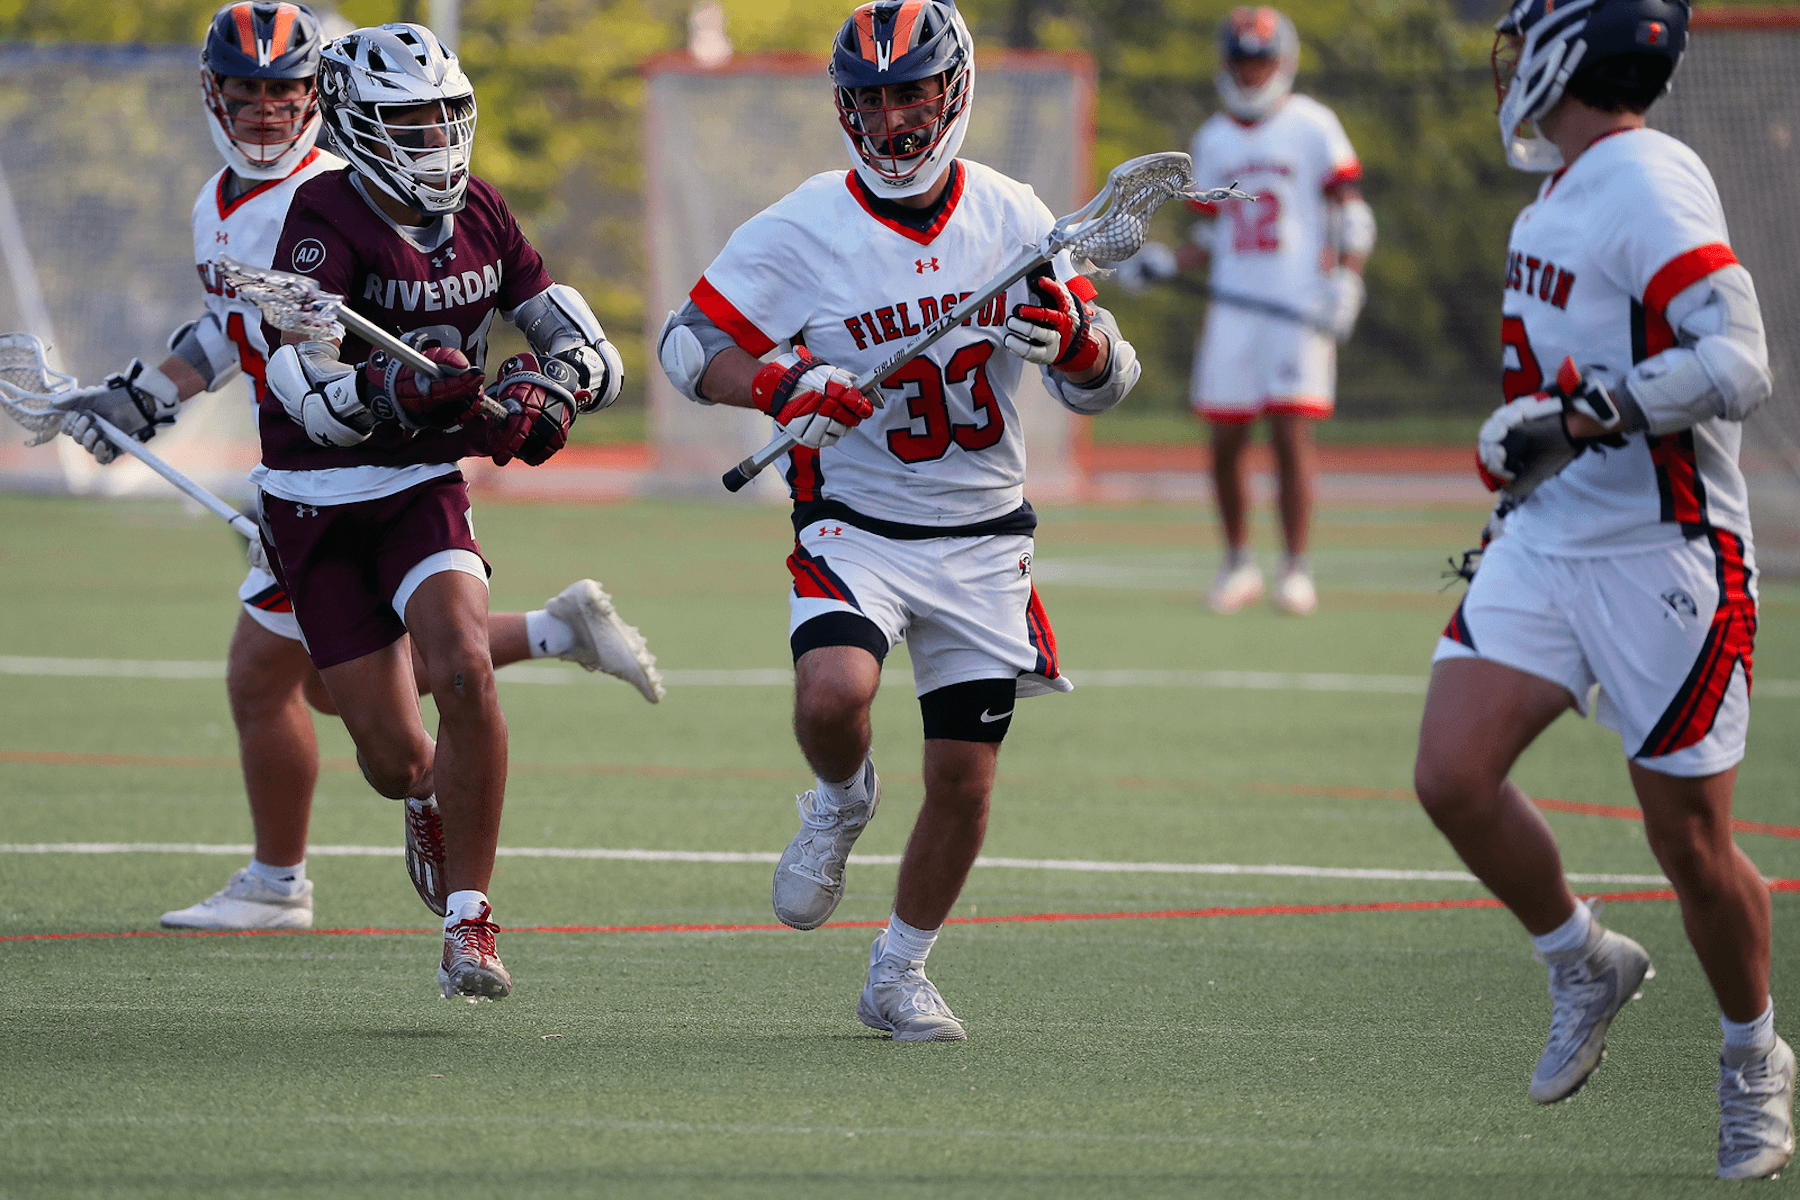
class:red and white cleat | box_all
[404,796,448,917]
[438,901,512,1002]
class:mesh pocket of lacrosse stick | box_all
[216,254,347,343]
[0,332,81,445]
[1056,152,1252,271]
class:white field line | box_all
[3,655,1796,698]
[0,842,1668,885]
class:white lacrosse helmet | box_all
[1215,7,1299,122]
[317,23,477,214]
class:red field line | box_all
[8,883,1796,945]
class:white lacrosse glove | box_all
[266,341,374,448]
[749,348,874,451]
[1109,241,1178,295]
[1318,266,1366,343]
[62,360,181,464]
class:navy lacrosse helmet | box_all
[829,0,975,199]
[200,2,325,179]
[1494,0,1690,171]
[1216,7,1300,121]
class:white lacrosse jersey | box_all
[1189,95,1360,310]
[1497,128,1751,555]
[191,146,345,404]
[690,159,1089,528]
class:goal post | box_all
[641,49,1097,501]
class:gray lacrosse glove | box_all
[63,360,181,464]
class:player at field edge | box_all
[1413,0,1793,1178]
[658,0,1142,1039]
[1112,6,1373,616]
[60,3,663,940]
[250,21,643,1000]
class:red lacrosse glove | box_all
[361,345,485,430]
[1003,268,1104,374]
[485,352,577,466]
[749,347,874,450]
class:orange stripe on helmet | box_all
[232,3,258,57]
[268,4,297,58]
[854,5,880,64]
[891,1,925,54]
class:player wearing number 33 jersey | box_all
[1417,0,1793,1182]
[659,0,1141,1042]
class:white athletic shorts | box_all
[786,519,1073,699]
[1190,302,1336,423]
[1433,529,1757,777]
[237,564,302,641]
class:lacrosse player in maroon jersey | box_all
[1413,0,1791,1176]
[259,23,633,1000]
[61,3,659,939]
[659,0,1141,1039]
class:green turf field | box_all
[2,491,1796,1197]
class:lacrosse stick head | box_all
[215,254,347,342]
[0,332,80,445]
[1052,152,1206,266]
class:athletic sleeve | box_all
[1316,106,1361,194]
[689,200,825,358]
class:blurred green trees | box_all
[0,0,1538,427]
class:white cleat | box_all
[438,901,512,1002]
[772,761,879,930]
[1271,566,1317,615]
[404,796,448,918]
[545,579,665,703]
[1207,559,1264,614]
[160,868,313,931]
[1718,1036,1796,1180]
[1529,922,1652,1103]
[857,932,967,1042]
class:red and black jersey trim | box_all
[1321,160,1363,196]
[216,148,319,222]
[845,160,965,246]
[784,447,823,503]
[1441,599,1477,651]
[786,542,861,610]
[243,581,294,614]
[1647,429,1708,535]
[1025,585,1061,680]
[1636,528,1756,759]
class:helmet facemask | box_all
[341,94,477,215]
[203,72,319,175]
[835,68,970,187]
[1214,7,1298,122]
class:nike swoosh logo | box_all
[979,708,1013,723]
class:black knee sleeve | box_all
[791,611,889,665]
[919,677,1017,743]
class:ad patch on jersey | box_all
[291,238,327,273]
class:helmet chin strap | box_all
[845,99,971,200]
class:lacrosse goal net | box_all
[641,49,1096,500]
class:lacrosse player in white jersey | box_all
[60,2,661,936]
[1410,0,1791,1177]
[1115,7,1372,615]
[659,0,1140,1040]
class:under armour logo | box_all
[295,503,319,518]
[818,525,843,537]
[916,258,939,274]
[215,231,229,245]
[431,247,458,268]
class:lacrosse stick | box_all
[214,255,505,420]
[721,152,1252,492]
[0,332,259,540]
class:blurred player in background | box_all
[1413,0,1792,1177]
[1115,6,1372,615]
[254,22,642,1000]
[61,3,661,940]
[659,0,1140,1039]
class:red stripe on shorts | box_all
[1637,529,1756,758]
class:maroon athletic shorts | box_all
[259,473,487,670]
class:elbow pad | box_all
[1044,304,1140,415]
[657,301,740,404]
[1621,265,1771,431]
[1328,197,1376,259]
[167,312,243,391]
[507,284,622,413]
[266,341,373,448]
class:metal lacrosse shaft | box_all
[82,413,261,540]
[721,152,1236,492]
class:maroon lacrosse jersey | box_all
[260,169,555,470]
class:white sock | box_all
[1531,900,1593,960]
[882,912,939,969]
[1723,1001,1777,1063]
[1225,546,1252,570]
[247,857,305,892]
[818,755,873,810]
[444,890,491,928]
[524,609,575,659]
[1281,554,1308,577]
